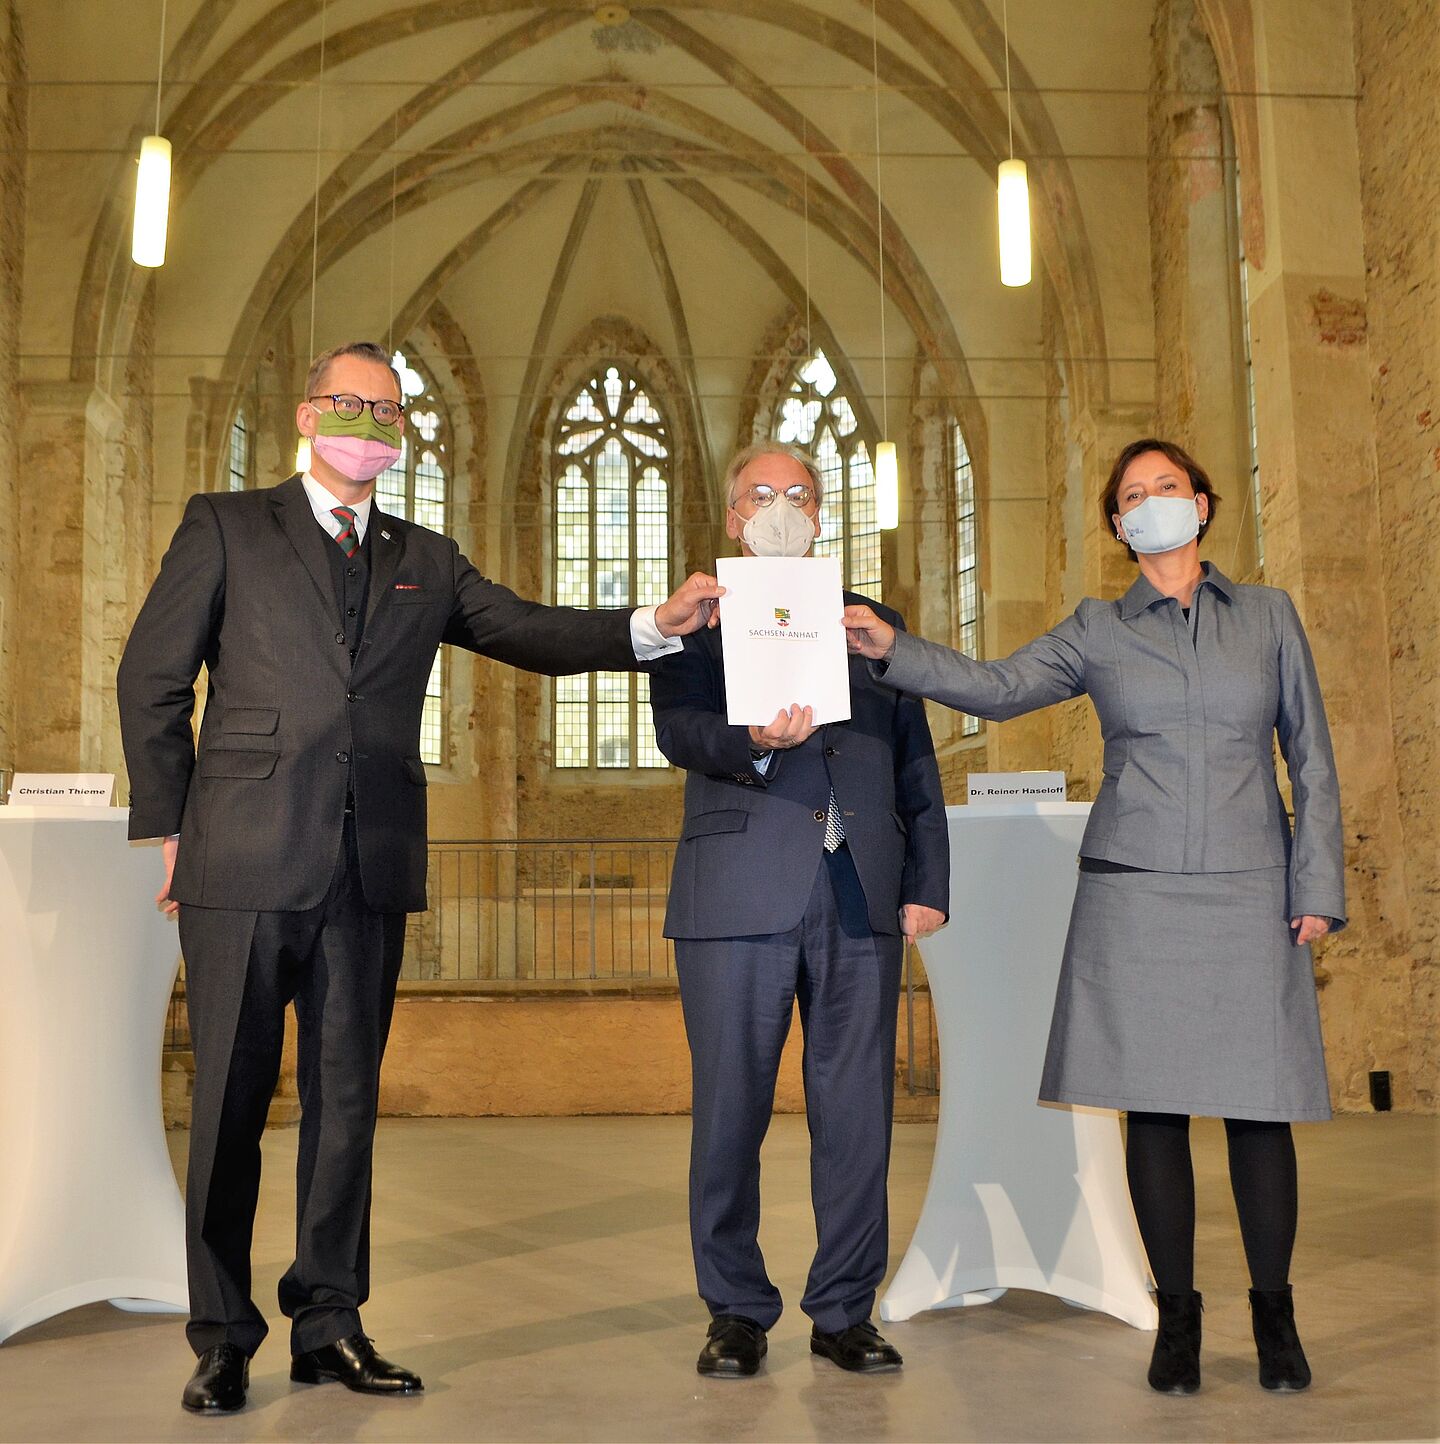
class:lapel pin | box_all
[380,529,392,541]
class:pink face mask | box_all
[311,432,402,482]
[309,407,403,482]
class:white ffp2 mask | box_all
[1120,495,1201,554]
[741,500,817,558]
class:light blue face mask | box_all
[742,498,817,558]
[1120,495,1201,554]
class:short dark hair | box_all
[1101,437,1222,562]
[304,341,402,402]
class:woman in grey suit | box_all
[844,438,1345,1398]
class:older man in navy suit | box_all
[649,442,949,1377]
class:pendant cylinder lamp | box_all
[131,135,171,268]
[875,442,900,530]
[997,158,1031,288]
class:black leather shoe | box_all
[1148,1290,1203,1394]
[811,1320,903,1373]
[697,1315,767,1377]
[182,1343,249,1414]
[1250,1286,1312,1392]
[290,1333,423,1395]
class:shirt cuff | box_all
[752,752,774,776]
[630,605,684,661]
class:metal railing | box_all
[400,839,679,984]
[164,837,939,1096]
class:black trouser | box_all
[177,815,406,1357]
[1125,1111,1299,1293]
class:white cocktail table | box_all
[881,801,1156,1330]
[0,806,187,1343]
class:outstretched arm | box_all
[444,552,722,675]
[845,603,1088,720]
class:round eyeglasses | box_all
[736,483,816,510]
[309,393,404,427]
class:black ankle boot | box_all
[1147,1290,1202,1394]
[1249,1286,1311,1391]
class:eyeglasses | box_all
[309,393,404,427]
[734,483,816,510]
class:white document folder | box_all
[716,555,852,726]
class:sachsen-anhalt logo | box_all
[774,607,791,628]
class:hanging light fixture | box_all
[870,1,899,530]
[131,1,171,267]
[997,0,1032,287]
[296,1,329,473]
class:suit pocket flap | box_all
[199,750,278,780]
[682,809,749,840]
[404,757,428,785]
[221,706,279,736]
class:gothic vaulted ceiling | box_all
[20,0,1159,493]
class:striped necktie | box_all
[824,790,845,853]
[330,506,360,559]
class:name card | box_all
[967,771,1066,803]
[8,773,116,806]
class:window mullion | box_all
[588,452,599,768]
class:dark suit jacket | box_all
[650,593,949,940]
[117,475,636,913]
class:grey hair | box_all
[724,441,824,507]
[304,341,403,402]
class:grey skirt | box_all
[1038,865,1332,1122]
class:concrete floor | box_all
[0,1114,1434,1443]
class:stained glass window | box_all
[228,411,249,492]
[773,348,881,599]
[553,364,671,769]
[377,348,449,765]
[951,420,982,738]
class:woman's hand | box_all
[1290,915,1331,946]
[843,604,897,660]
[749,705,816,751]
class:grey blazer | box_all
[877,564,1347,925]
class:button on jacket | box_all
[877,564,1346,925]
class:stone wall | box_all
[0,1,23,773]
[1352,0,1439,1109]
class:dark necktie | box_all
[330,505,360,559]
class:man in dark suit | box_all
[649,442,949,1378]
[118,341,721,1414]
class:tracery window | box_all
[552,363,671,770]
[773,348,881,599]
[227,410,249,491]
[377,348,448,766]
[950,420,982,738]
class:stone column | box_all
[15,382,122,770]
[1245,0,1417,1108]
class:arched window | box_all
[552,363,671,770]
[950,420,982,738]
[378,348,449,766]
[773,347,881,599]
[227,410,249,491]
